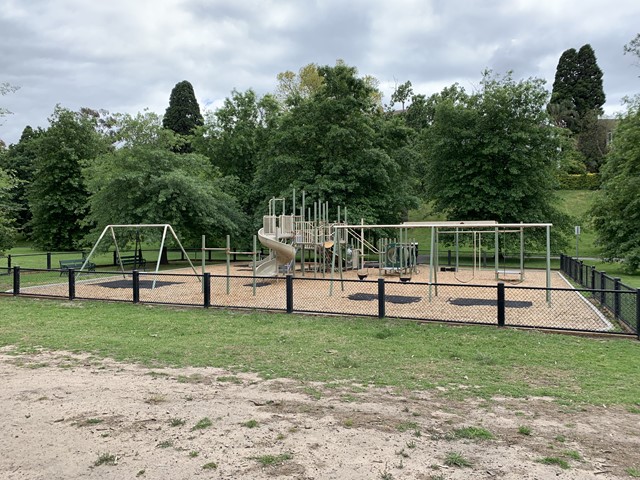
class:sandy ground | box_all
[1,348,639,479]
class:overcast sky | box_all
[1,0,639,146]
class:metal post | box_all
[286,275,293,313]
[591,266,596,290]
[68,268,75,300]
[252,235,257,297]
[497,282,505,327]
[636,289,640,341]
[614,278,621,320]
[12,266,20,296]
[494,227,499,280]
[428,226,435,301]
[132,270,140,304]
[203,273,211,308]
[600,271,606,305]
[545,225,551,305]
[378,278,385,318]
[226,235,231,295]
[47,252,52,270]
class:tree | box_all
[423,71,569,250]
[549,48,579,128]
[193,89,280,218]
[549,45,606,170]
[255,62,418,225]
[84,146,247,247]
[0,82,19,126]
[28,106,109,250]
[591,97,640,272]
[625,33,640,73]
[0,167,17,252]
[162,80,203,152]
[574,44,605,118]
[0,126,42,232]
[275,63,324,106]
[390,80,413,110]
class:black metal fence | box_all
[3,266,638,339]
[560,254,639,333]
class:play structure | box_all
[247,191,552,301]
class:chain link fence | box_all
[2,266,638,338]
[560,254,638,332]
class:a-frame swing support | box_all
[79,224,200,289]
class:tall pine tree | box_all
[574,44,605,117]
[162,80,203,136]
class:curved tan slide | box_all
[256,228,296,276]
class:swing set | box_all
[80,224,199,289]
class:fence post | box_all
[447,249,451,266]
[12,266,20,295]
[132,270,140,304]
[590,266,596,290]
[47,252,52,270]
[7,254,11,274]
[378,278,385,318]
[636,289,640,341]
[203,273,211,308]
[497,282,505,327]
[600,271,606,304]
[113,250,117,266]
[68,268,75,300]
[560,253,564,272]
[578,261,584,286]
[286,275,293,313]
[614,278,621,320]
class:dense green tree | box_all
[423,71,569,250]
[84,146,247,247]
[28,106,109,250]
[0,167,17,251]
[255,62,418,224]
[194,89,280,218]
[549,45,606,170]
[574,44,605,118]
[591,97,640,272]
[163,80,204,136]
[549,48,579,129]
[549,45,605,123]
[0,126,42,231]
[83,112,247,246]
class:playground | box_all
[11,192,621,334]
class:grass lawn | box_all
[0,297,638,406]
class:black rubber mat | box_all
[448,298,532,308]
[348,293,421,304]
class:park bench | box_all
[115,254,147,270]
[59,259,96,276]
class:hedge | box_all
[557,173,600,190]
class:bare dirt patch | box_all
[1,348,638,479]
